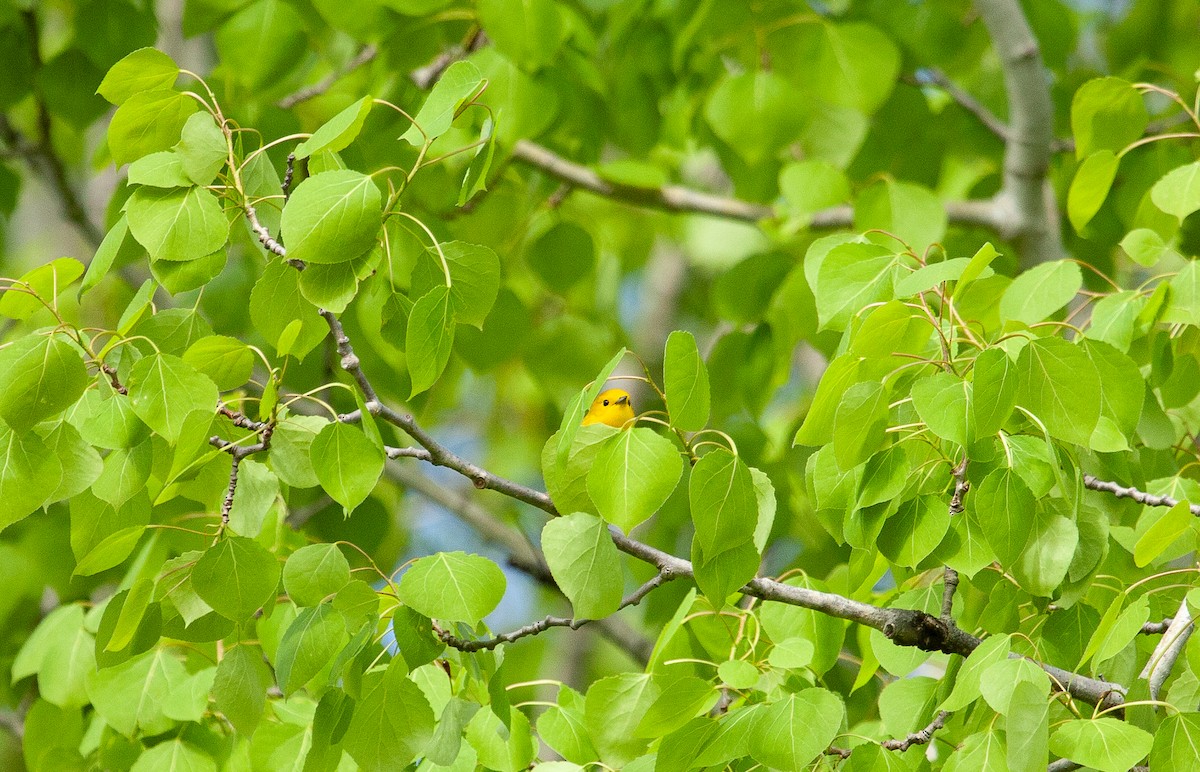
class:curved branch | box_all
[1140,599,1194,702]
[437,571,674,652]
[511,140,775,222]
[512,141,1011,236]
[974,0,1063,264]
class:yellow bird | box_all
[582,388,635,428]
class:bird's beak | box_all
[616,395,630,405]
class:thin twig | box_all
[882,710,952,751]
[913,69,1011,141]
[277,45,379,109]
[1083,474,1200,516]
[437,571,675,652]
[220,456,241,526]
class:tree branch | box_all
[1140,598,1194,702]
[0,12,102,247]
[881,709,951,751]
[437,571,674,652]
[511,140,1009,235]
[1083,474,1200,516]
[511,139,775,221]
[974,0,1063,264]
[277,45,379,109]
[912,69,1011,142]
[1141,618,1174,635]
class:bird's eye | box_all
[603,399,610,406]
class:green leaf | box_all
[296,95,374,159]
[269,414,326,489]
[794,354,863,447]
[192,536,281,622]
[815,242,900,331]
[81,215,137,295]
[1049,718,1152,772]
[690,450,756,557]
[833,381,889,469]
[107,89,197,165]
[584,674,657,767]
[280,170,382,264]
[126,353,217,442]
[586,428,683,532]
[0,425,61,531]
[477,0,562,70]
[878,495,950,567]
[1134,500,1194,567]
[1014,337,1101,446]
[406,286,456,397]
[953,242,1002,299]
[410,241,501,328]
[809,21,900,113]
[284,544,352,607]
[692,538,760,604]
[1071,77,1148,159]
[126,186,229,262]
[175,111,227,185]
[941,634,1011,711]
[1067,150,1119,232]
[779,160,850,227]
[704,71,803,164]
[1015,510,1078,597]
[911,372,970,447]
[309,422,384,512]
[1150,713,1200,770]
[972,347,1017,437]
[130,739,215,772]
[344,659,434,770]
[85,649,190,736]
[0,256,86,319]
[999,260,1082,325]
[541,513,623,619]
[402,61,483,145]
[855,179,946,256]
[1120,228,1177,267]
[1164,261,1200,327]
[459,116,497,206]
[276,604,348,695]
[1152,161,1200,221]
[747,689,844,770]
[97,47,178,105]
[895,256,986,296]
[398,551,506,625]
[214,0,306,91]
[183,335,254,392]
[127,151,192,188]
[249,259,327,359]
[41,421,103,507]
[22,606,94,709]
[1083,339,1143,442]
[0,334,88,432]
[527,221,595,292]
[664,331,711,431]
[975,469,1035,566]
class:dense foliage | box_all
[4,0,1200,770]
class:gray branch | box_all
[1083,474,1200,516]
[974,0,1063,264]
[1140,598,1194,702]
